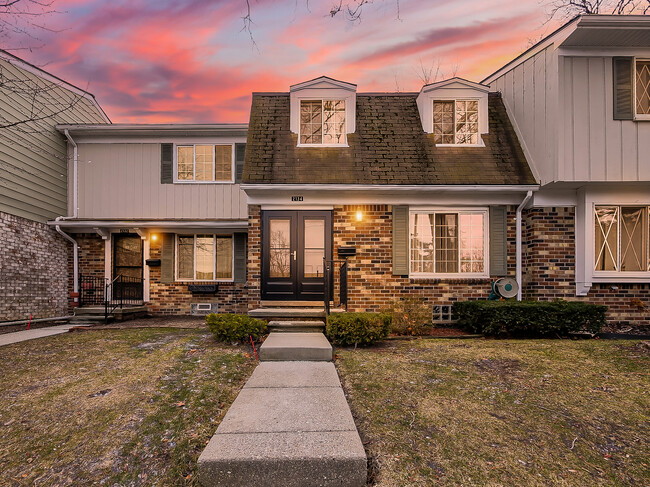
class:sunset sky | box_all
[7,0,565,123]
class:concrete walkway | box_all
[198,335,367,487]
[0,324,77,347]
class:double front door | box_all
[261,211,332,301]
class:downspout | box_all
[63,129,78,218]
[516,190,533,301]
[55,217,79,298]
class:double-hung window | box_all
[433,100,479,145]
[299,100,346,145]
[176,144,233,182]
[594,206,649,273]
[410,210,487,277]
[176,234,233,281]
[636,59,650,117]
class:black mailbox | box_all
[337,246,356,257]
[145,259,161,266]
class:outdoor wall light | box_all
[356,210,363,221]
[151,234,158,242]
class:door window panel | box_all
[270,219,291,278]
[304,219,325,278]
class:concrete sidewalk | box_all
[198,361,367,487]
[0,325,77,347]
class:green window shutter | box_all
[233,233,247,283]
[160,233,175,283]
[489,206,507,277]
[392,205,409,276]
[613,57,634,120]
[161,143,174,184]
[235,143,246,183]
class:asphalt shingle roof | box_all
[243,92,536,185]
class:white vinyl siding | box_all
[75,144,247,219]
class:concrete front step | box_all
[197,362,367,487]
[249,307,326,320]
[268,320,325,333]
[260,300,325,308]
[259,332,332,362]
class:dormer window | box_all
[300,100,346,145]
[433,100,479,145]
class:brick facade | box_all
[146,236,248,315]
[523,207,650,328]
[0,211,71,321]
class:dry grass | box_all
[0,328,256,486]
[336,339,650,486]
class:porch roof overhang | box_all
[241,184,540,206]
[47,219,248,235]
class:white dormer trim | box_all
[417,77,489,146]
[290,76,356,142]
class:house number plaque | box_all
[291,196,303,202]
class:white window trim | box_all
[173,143,235,184]
[634,57,650,121]
[432,98,483,147]
[297,98,349,148]
[409,207,489,279]
[175,234,235,282]
[592,204,650,278]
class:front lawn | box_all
[336,339,650,486]
[0,328,255,486]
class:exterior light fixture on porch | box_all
[356,210,363,221]
[151,234,158,242]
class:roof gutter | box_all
[240,184,540,192]
[516,190,534,301]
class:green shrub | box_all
[326,312,391,347]
[452,300,606,337]
[385,296,431,335]
[206,313,267,343]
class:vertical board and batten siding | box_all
[489,46,559,185]
[0,57,106,222]
[76,143,248,219]
[560,56,650,182]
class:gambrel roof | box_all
[243,92,535,185]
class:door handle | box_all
[292,250,297,261]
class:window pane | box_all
[323,100,345,144]
[215,145,232,181]
[178,236,194,279]
[177,146,194,180]
[636,60,650,115]
[433,101,454,143]
[435,213,458,273]
[269,219,291,278]
[594,206,618,271]
[195,145,213,181]
[304,219,324,278]
[621,207,646,271]
[459,214,484,273]
[455,99,479,145]
[300,100,322,144]
[195,235,214,280]
[410,213,435,273]
[216,237,233,279]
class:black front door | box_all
[261,210,332,301]
[112,233,143,301]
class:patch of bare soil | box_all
[390,327,473,338]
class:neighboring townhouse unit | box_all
[51,124,249,315]
[0,50,109,323]
[483,14,650,327]
[241,76,538,322]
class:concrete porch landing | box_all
[198,361,367,487]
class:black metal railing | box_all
[79,275,106,306]
[323,259,349,315]
[78,274,143,323]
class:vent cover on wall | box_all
[190,303,218,316]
